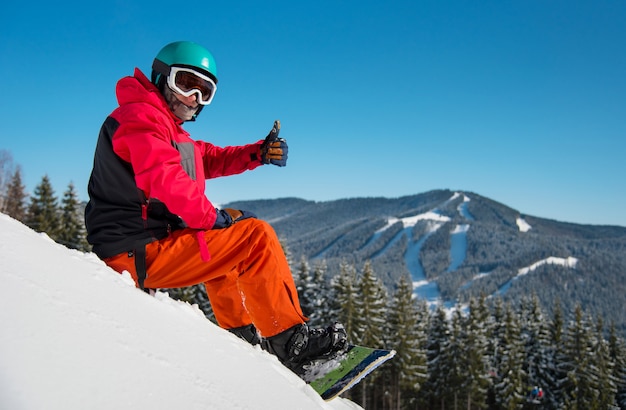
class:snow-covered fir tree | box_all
[423,305,450,409]
[385,275,428,407]
[549,299,567,408]
[304,260,325,327]
[58,182,89,251]
[351,261,388,408]
[591,317,618,409]
[609,323,626,409]
[294,256,313,317]
[309,260,334,327]
[486,297,507,407]
[464,296,491,409]
[520,294,555,406]
[0,149,14,210]
[330,261,359,342]
[25,174,60,239]
[560,305,596,409]
[445,308,469,409]
[293,258,333,327]
[2,167,28,221]
[494,304,526,409]
[353,260,387,348]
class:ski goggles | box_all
[167,66,217,105]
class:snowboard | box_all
[302,345,396,401]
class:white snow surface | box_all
[516,217,532,232]
[376,211,451,233]
[493,256,579,297]
[0,213,361,410]
[517,256,578,276]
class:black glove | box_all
[212,208,257,229]
[260,120,288,167]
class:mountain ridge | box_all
[225,189,626,334]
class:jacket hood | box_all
[115,68,184,125]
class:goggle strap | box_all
[152,59,171,77]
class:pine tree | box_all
[591,317,618,409]
[293,257,333,328]
[310,260,334,327]
[520,294,554,406]
[353,261,387,347]
[442,307,468,409]
[412,298,430,409]
[25,175,60,239]
[0,149,15,211]
[294,256,314,318]
[2,167,28,221]
[424,305,450,410]
[608,323,626,409]
[352,261,388,408]
[486,297,506,408]
[560,305,596,409]
[550,298,567,408]
[385,275,428,408]
[330,261,359,342]
[494,303,526,410]
[464,296,491,409]
[57,182,89,251]
[303,260,327,327]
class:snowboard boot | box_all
[262,322,348,373]
[228,324,260,346]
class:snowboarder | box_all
[85,41,347,372]
[529,386,543,403]
[530,386,538,398]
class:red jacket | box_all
[85,68,264,259]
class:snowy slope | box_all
[0,213,361,410]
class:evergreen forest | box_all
[169,257,626,410]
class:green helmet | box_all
[151,41,218,85]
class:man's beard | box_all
[163,85,199,121]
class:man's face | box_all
[163,83,200,122]
[162,67,217,121]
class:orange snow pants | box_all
[104,219,306,338]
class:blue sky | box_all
[1,0,625,226]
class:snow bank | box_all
[0,213,359,410]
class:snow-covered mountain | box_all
[226,189,626,335]
[0,213,361,410]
